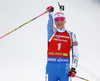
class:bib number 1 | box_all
[57,43,61,50]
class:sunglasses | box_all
[54,17,65,22]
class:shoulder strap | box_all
[48,29,57,42]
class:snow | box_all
[0,0,100,81]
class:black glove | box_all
[68,68,76,77]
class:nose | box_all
[58,20,61,22]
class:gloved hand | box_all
[68,68,76,77]
[46,6,54,13]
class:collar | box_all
[57,28,66,33]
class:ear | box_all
[64,20,66,23]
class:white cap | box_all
[54,12,65,19]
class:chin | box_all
[57,26,64,29]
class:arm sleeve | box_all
[71,32,79,69]
[47,13,54,42]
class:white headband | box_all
[54,12,65,19]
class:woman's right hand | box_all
[46,6,54,13]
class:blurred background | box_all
[0,0,100,81]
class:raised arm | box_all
[46,6,54,41]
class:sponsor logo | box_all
[49,52,69,57]
[47,57,70,63]
[49,52,54,55]
[53,38,67,42]
[63,53,68,56]
[74,34,76,38]
[47,58,56,61]
[54,12,64,16]
[57,58,69,62]
[55,35,69,39]
[49,52,62,55]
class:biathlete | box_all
[45,6,79,81]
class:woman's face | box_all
[54,17,66,29]
[55,19,66,29]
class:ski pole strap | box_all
[0,11,48,39]
[76,75,89,81]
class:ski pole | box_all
[76,75,89,81]
[0,11,48,39]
